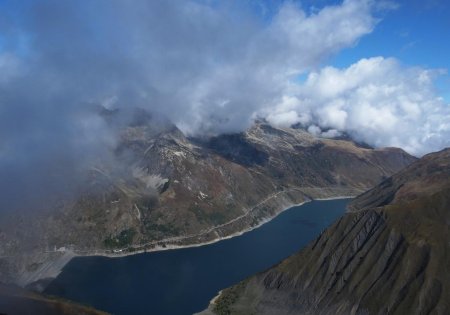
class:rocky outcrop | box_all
[203,148,450,315]
[0,282,109,315]
[0,109,416,286]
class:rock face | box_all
[0,282,109,315]
[0,108,415,286]
[204,148,450,315]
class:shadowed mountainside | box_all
[0,282,108,315]
[201,148,450,315]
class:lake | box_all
[45,198,350,315]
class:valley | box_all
[0,110,415,289]
[202,149,450,315]
[44,199,351,315]
[2,1,449,314]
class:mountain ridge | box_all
[202,148,450,315]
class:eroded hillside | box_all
[204,149,450,315]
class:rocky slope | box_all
[0,108,415,287]
[202,148,450,315]
[0,282,109,315]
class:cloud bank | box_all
[265,57,450,155]
[0,0,449,211]
[0,0,377,134]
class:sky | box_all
[0,0,450,211]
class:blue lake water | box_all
[45,199,350,315]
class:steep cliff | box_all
[204,148,450,315]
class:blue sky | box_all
[1,0,449,91]
[333,1,450,69]
[249,0,450,65]
[332,0,450,101]
[250,0,450,100]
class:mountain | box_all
[0,109,415,287]
[201,148,450,315]
[0,282,108,315]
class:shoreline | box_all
[193,195,355,315]
[71,195,354,259]
[25,194,355,287]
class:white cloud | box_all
[1,0,449,213]
[166,0,377,135]
[0,0,380,138]
[2,0,449,206]
[264,57,450,156]
[0,53,22,84]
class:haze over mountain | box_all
[201,148,450,315]
[1,0,450,216]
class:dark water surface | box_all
[45,199,350,315]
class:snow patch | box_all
[173,151,186,158]
[132,166,168,190]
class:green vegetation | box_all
[103,228,136,248]
[136,194,159,211]
[189,205,207,223]
[213,280,248,315]
[189,205,228,225]
[144,222,180,239]
[208,211,227,225]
